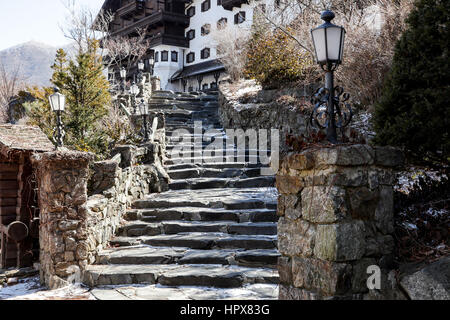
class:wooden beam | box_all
[0,198,17,206]
[0,181,18,190]
[0,190,18,197]
[0,215,17,225]
[0,163,19,172]
[0,172,17,180]
[0,206,16,215]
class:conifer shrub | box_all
[373,0,450,164]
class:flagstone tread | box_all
[110,233,277,250]
[169,176,274,190]
[84,264,278,288]
[90,283,278,300]
[97,246,279,267]
[119,220,277,236]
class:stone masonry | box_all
[32,141,169,289]
[276,144,404,299]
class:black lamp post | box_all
[139,99,150,142]
[182,78,187,92]
[48,88,66,148]
[311,10,351,144]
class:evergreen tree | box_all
[373,0,450,164]
[51,40,111,154]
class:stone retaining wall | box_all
[32,142,169,289]
[218,81,314,153]
[276,144,406,299]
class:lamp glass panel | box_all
[312,28,326,63]
[120,69,126,78]
[340,29,346,62]
[131,85,139,95]
[49,93,62,111]
[326,26,343,61]
[59,94,66,111]
[138,61,144,70]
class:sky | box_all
[0,0,105,51]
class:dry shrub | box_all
[336,0,414,109]
[211,25,251,82]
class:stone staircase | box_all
[84,91,280,300]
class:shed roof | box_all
[0,124,54,155]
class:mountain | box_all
[0,41,72,87]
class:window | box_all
[210,82,218,89]
[217,18,227,30]
[187,29,195,40]
[155,51,159,62]
[201,48,210,59]
[217,0,223,5]
[186,52,195,63]
[187,6,196,17]
[188,86,193,92]
[171,51,178,62]
[201,0,211,12]
[201,24,211,36]
[257,4,266,13]
[202,83,209,90]
[161,50,168,61]
[234,11,246,24]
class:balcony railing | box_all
[117,0,146,20]
[221,0,248,11]
[111,10,189,37]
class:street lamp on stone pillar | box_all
[310,10,352,144]
[48,88,66,148]
[130,82,140,114]
[148,55,155,76]
[120,67,127,93]
[139,99,150,142]
[137,60,145,83]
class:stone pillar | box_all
[31,150,94,289]
[276,145,403,299]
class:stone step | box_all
[132,188,278,210]
[89,283,278,300]
[97,246,280,268]
[164,155,263,166]
[167,167,262,180]
[168,176,275,190]
[119,221,277,237]
[166,149,271,159]
[165,162,263,171]
[125,208,278,223]
[83,264,278,288]
[110,233,277,250]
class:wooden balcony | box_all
[117,0,146,20]
[111,10,189,37]
[149,33,189,48]
[221,0,248,11]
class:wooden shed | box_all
[0,124,54,269]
